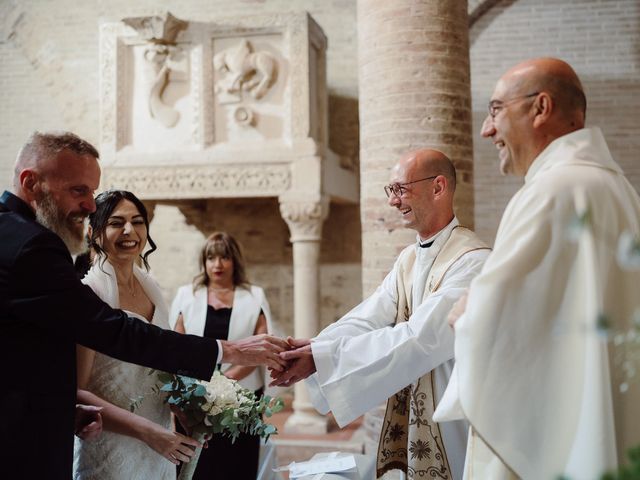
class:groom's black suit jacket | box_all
[0,191,218,479]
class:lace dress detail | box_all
[74,306,174,479]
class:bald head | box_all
[482,58,588,177]
[388,148,456,239]
[501,57,586,128]
[398,149,457,193]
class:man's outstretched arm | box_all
[11,232,290,377]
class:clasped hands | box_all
[220,334,315,386]
[219,333,317,386]
[268,337,316,387]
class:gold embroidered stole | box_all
[376,226,490,479]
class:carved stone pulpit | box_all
[99,12,358,433]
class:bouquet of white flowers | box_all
[154,370,283,480]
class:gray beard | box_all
[35,191,88,256]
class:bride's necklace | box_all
[208,285,233,309]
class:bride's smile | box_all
[100,199,148,261]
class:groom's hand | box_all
[74,404,103,441]
[269,337,316,387]
[221,334,290,371]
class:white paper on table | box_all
[274,453,358,478]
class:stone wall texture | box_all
[1,0,639,331]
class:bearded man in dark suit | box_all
[0,131,289,479]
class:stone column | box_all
[279,196,330,433]
[357,0,474,451]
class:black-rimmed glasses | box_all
[384,175,438,198]
[488,92,539,119]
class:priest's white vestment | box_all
[434,127,640,479]
[306,218,490,479]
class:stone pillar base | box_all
[284,409,329,434]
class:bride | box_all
[73,190,199,480]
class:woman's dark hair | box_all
[192,232,249,291]
[89,189,156,271]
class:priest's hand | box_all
[269,337,316,387]
[74,404,103,441]
[448,291,468,329]
[221,334,290,371]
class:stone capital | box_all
[122,12,188,45]
[279,196,329,242]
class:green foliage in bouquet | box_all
[555,446,640,480]
[600,446,640,480]
[154,370,284,443]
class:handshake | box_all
[220,334,316,387]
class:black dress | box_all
[178,305,262,480]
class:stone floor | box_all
[269,407,365,478]
[265,407,404,480]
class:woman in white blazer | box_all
[169,231,272,480]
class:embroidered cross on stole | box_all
[376,226,490,479]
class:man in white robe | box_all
[271,149,491,479]
[434,58,640,479]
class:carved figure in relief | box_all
[143,45,188,128]
[123,12,189,128]
[214,39,277,103]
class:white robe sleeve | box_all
[315,262,401,342]
[303,263,401,415]
[307,249,489,427]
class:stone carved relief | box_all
[233,106,255,126]
[98,13,353,205]
[102,164,291,199]
[214,39,278,102]
[99,23,129,150]
[279,199,329,242]
[100,24,118,147]
[123,13,189,128]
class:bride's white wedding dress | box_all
[73,261,175,480]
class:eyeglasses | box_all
[384,175,438,198]
[487,92,539,119]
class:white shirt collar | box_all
[417,216,458,245]
[525,127,619,183]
